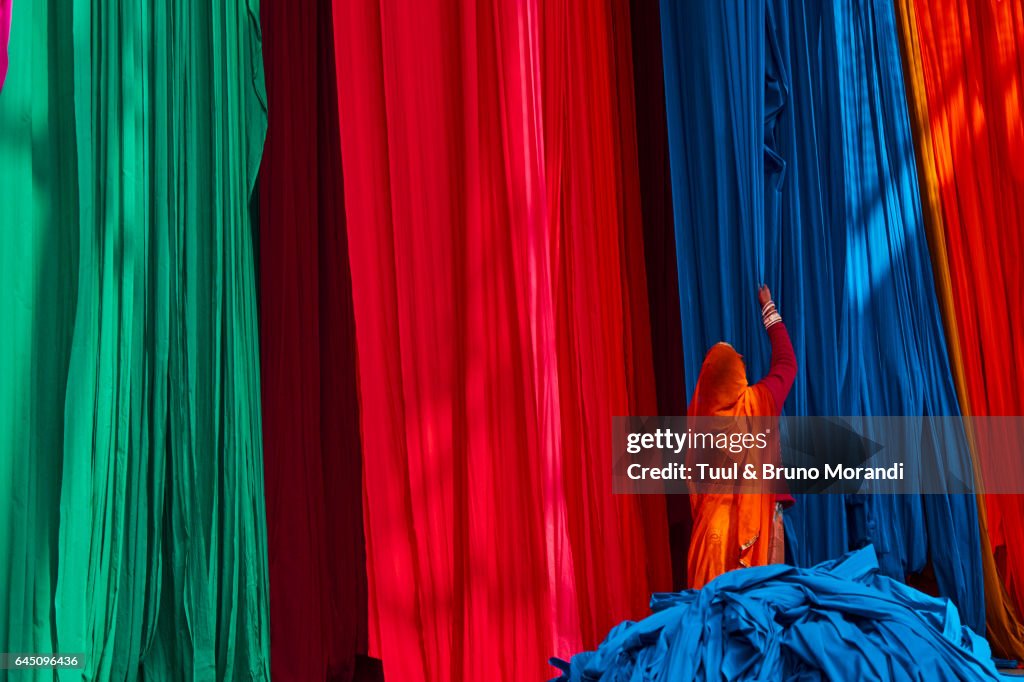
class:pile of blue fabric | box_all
[550,546,1001,680]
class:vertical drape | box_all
[0,0,77,663]
[332,0,671,679]
[0,1,271,678]
[628,0,684,420]
[540,0,671,649]
[660,0,984,631]
[895,0,1024,655]
[259,0,369,679]
[628,0,690,590]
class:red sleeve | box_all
[757,321,797,413]
[757,321,797,507]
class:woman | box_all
[687,285,797,588]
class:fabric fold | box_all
[332,0,671,678]
[0,2,272,678]
[894,0,1024,658]
[551,546,1001,681]
[258,0,369,678]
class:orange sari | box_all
[687,343,780,588]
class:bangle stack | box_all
[762,300,782,329]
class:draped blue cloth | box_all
[659,0,984,632]
[549,546,1000,681]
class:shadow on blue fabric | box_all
[657,0,983,632]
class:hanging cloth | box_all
[258,0,369,678]
[331,0,671,679]
[659,0,983,631]
[895,0,1024,657]
[0,1,272,678]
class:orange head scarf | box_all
[685,342,779,587]
[688,342,775,418]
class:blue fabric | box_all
[549,546,1000,681]
[659,0,984,632]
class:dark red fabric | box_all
[627,0,690,590]
[629,0,685,419]
[259,0,367,679]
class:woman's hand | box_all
[758,284,772,308]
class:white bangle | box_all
[762,300,782,328]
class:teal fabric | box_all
[0,0,78,668]
[0,1,270,679]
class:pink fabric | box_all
[0,0,10,92]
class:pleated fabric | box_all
[895,0,1024,656]
[551,545,1001,681]
[0,0,78,665]
[259,0,369,679]
[660,0,984,632]
[331,0,671,678]
[0,1,271,679]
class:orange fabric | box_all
[687,343,778,588]
[895,0,1024,658]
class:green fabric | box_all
[0,0,79,671]
[0,1,270,680]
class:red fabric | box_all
[259,0,367,679]
[908,0,1024,613]
[331,1,671,679]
